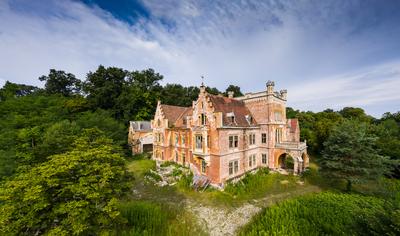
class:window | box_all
[249,133,256,145]
[275,128,282,143]
[262,154,268,164]
[234,160,239,173]
[248,154,256,167]
[175,133,179,145]
[230,116,235,123]
[229,135,239,149]
[229,160,239,175]
[175,152,178,162]
[182,153,186,164]
[157,119,161,126]
[201,113,207,125]
[183,117,187,125]
[201,160,206,173]
[161,152,164,160]
[195,135,203,149]
[181,135,185,145]
[274,111,282,121]
[262,133,267,143]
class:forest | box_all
[0,66,399,235]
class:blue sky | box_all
[0,0,400,117]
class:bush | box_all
[144,170,162,182]
[160,161,177,167]
[239,192,393,235]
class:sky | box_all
[0,0,400,117]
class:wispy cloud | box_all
[0,0,399,117]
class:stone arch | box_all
[277,153,299,174]
[301,152,309,169]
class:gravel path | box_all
[185,185,321,236]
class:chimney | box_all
[227,91,234,98]
[266,81,275,95]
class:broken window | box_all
[262,133,267,143]
[229,135,238,149]
[201,160,206,173]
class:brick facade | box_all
[151,81,308,186]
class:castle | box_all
[151,81,308,185]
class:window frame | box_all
[261,133,267,144]
[195,135,203,149]
[262,153,268,164]
[201,160,206,173]
[229,135,239,149]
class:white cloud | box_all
[0,0,399,117]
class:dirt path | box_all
[185,185,321,236]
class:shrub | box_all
[239,192,391,235]
[160,161,177,167]
[144,170,162,182]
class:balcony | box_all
[275,141,307,150]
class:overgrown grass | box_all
[239,192,399,236]
[224,168,300,200]
[175,168,307,206]
[117,201,205,236]
[127,159,156,178]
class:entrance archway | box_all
[302,152,309,169]
[278,153,295,172]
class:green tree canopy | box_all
[224,84,243,97]
[0,130,132,235]
[39,69,81,96]
[0,81,40,101]
[320,120,392,191]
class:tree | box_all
[339,107,372,122]
[374,118,400,177]
[0,81,40,101]
[83,65,128,111]
[320,120,392,191]
[224,84,243,97]
[39,69,81,96]
[0,130,132,235]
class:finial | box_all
[201,75,205,87]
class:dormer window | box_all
[245,115,253,124]
[227,112,235,124]
[157,119,161,126]
[183,116,187,125]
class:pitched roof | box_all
[208,95,256,127]
[160,104,190,124]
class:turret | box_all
[280,89,287,100]
[266,80,275,95]
[200,82,206,94]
